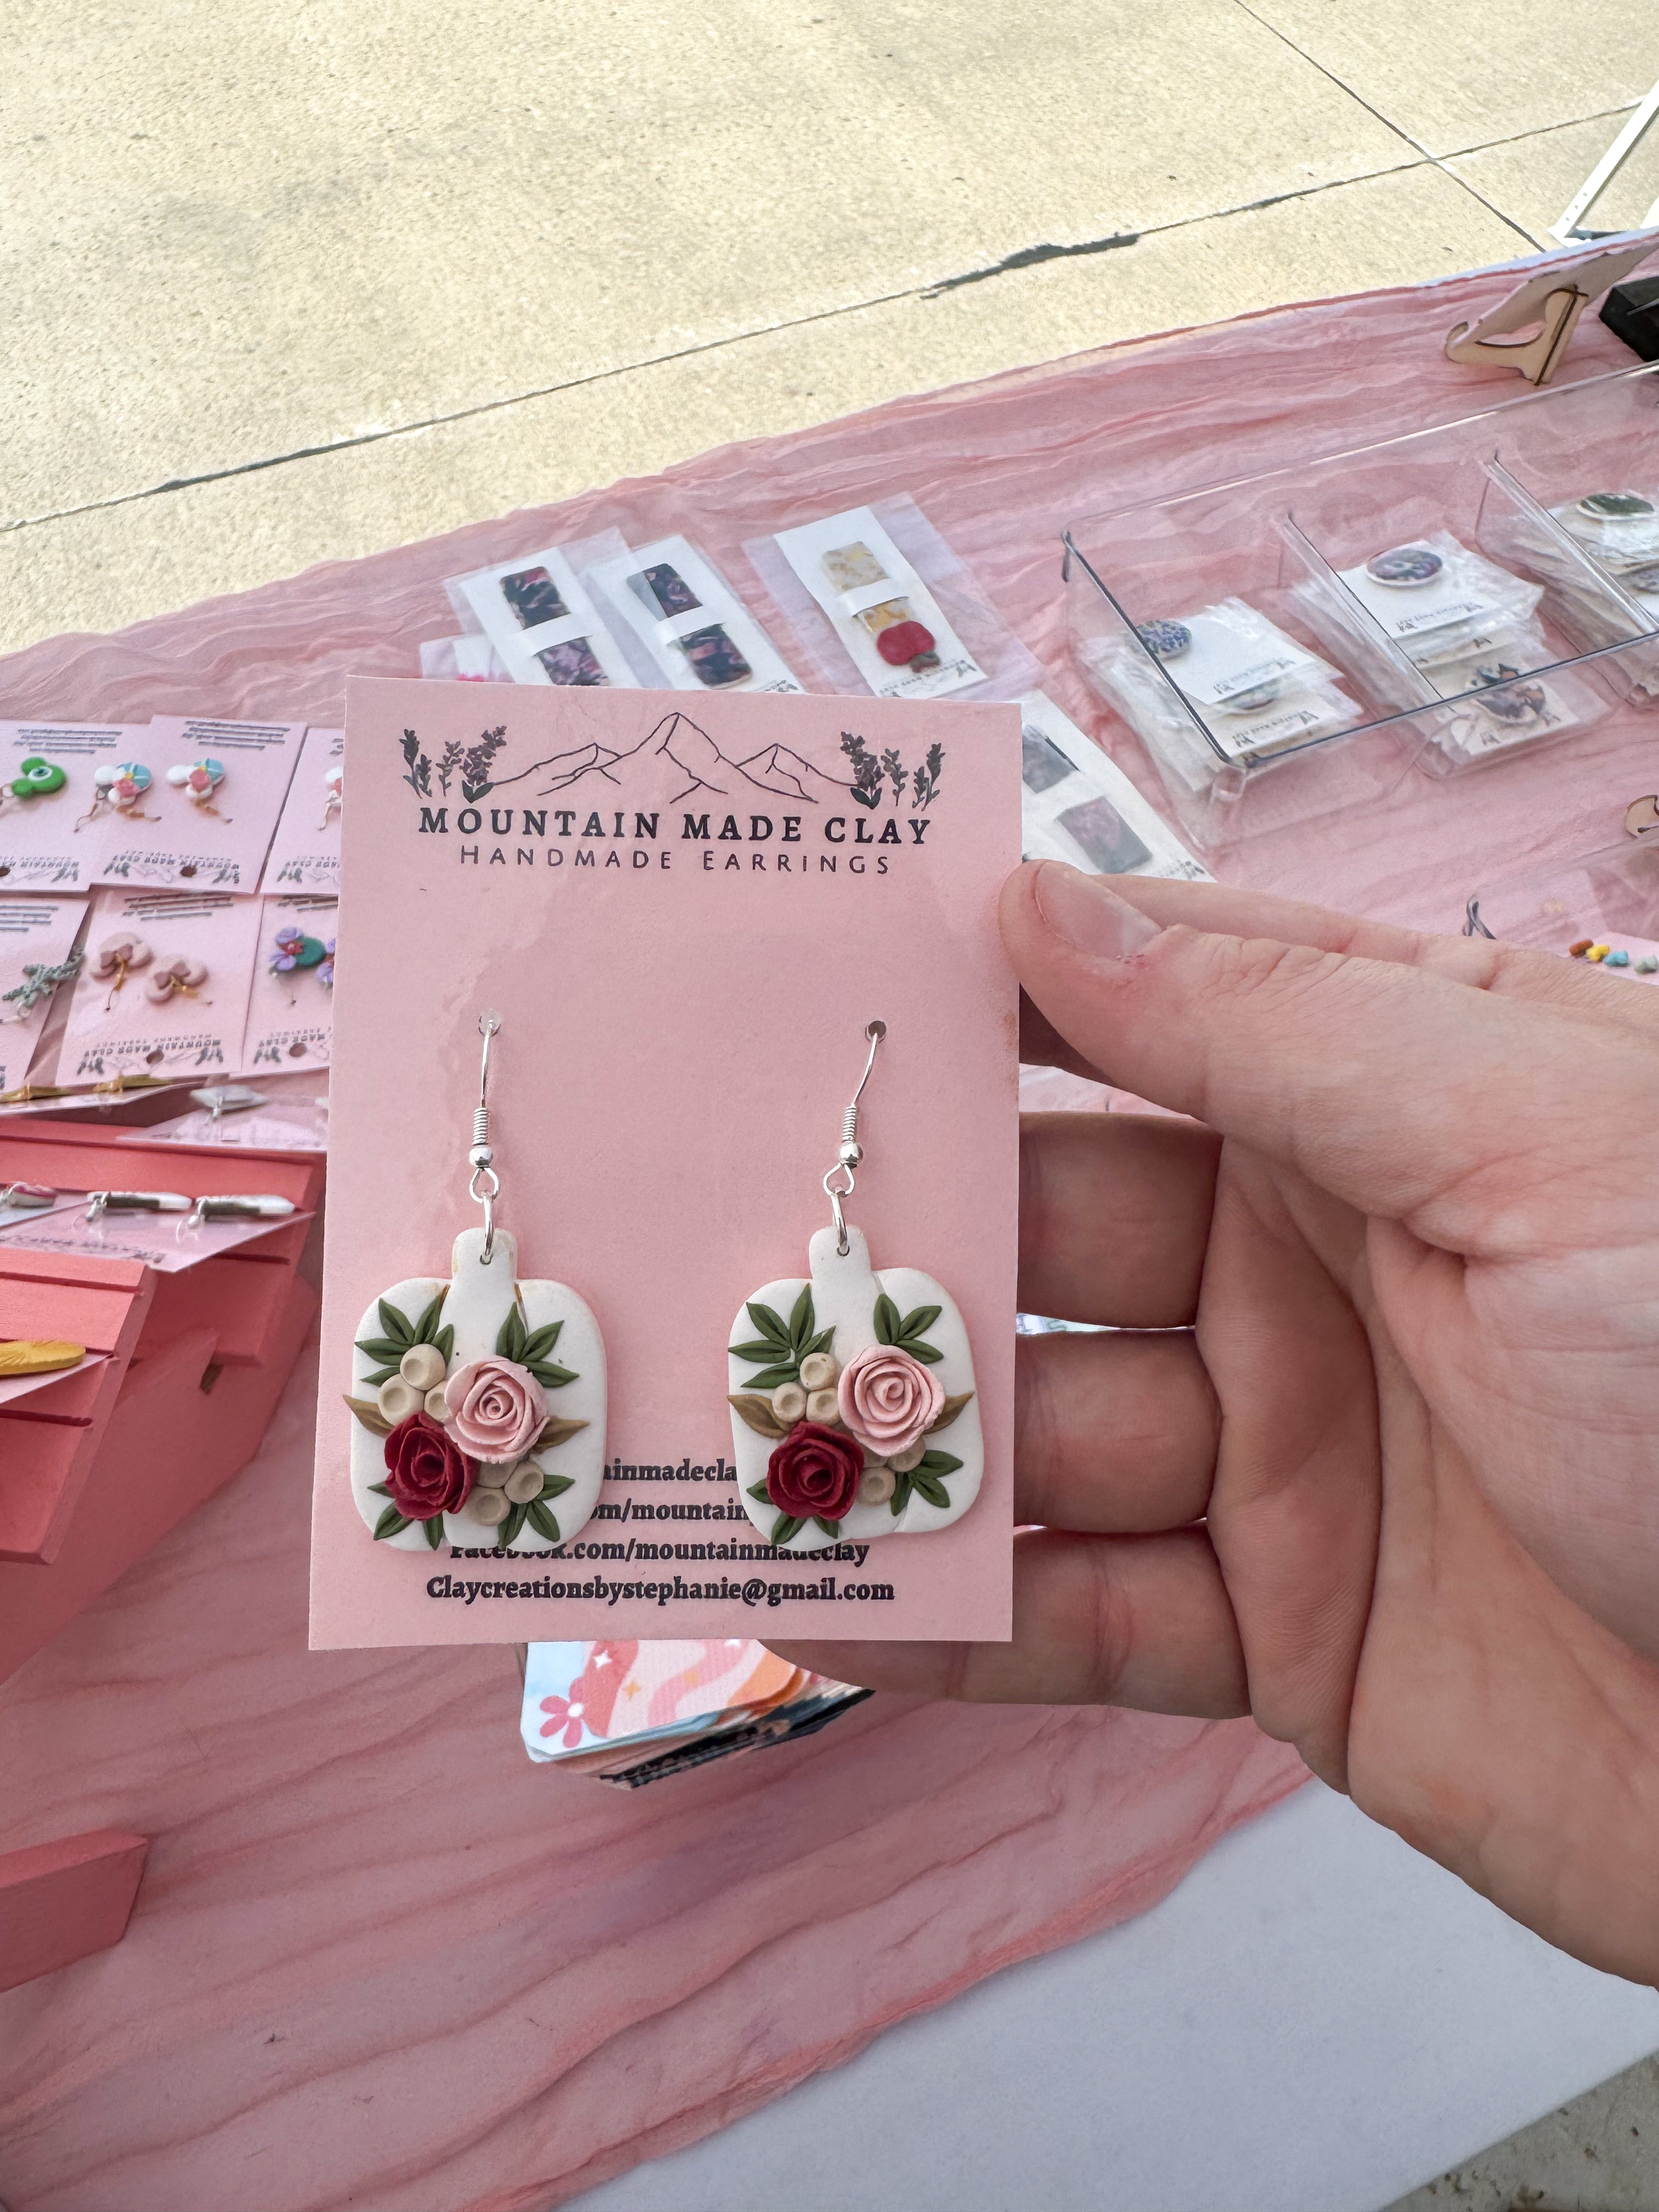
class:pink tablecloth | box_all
[0,246,1643,2211]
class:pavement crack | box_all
[923,233,1141,297]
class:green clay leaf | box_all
[496,1304,528,1362]
[898,1304,943,1341]
[729,1339,785,1363]
[521,1319,564,1361]
[527,1359,578,1389]
[747,1480,772,1502]
[424,1514,445,1550]
[500,1503,528,1548]
[377,1298,415,1346]
[373,1504,410,1541]
[411,1289,448,1345]
[770,1513,803,1547]
[432,1325,455,1363]
[738,1363,799,1391]
[353,1336,408,1363]
[813,1517,842,1538]
[526,1500,560,1543]
[368,1481,392,1496]
[873,1293,901,1345]
[787,1284,814,1348]
[917,1449,963,1476]
[911,1472,951,1510]
[538,1473,575,1499]
[801,1328,836,1357]
[889,1474,912,1517]
[361,1366,399,1388]
[906,1341,945,1364]
[747,1301,789,1346]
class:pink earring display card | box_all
[55,889,262,1086]
[242,895,336,1074]
[0,723,135,890]
[92,716,305,891]
[261,725,343,891]
[0,892,87,1092]
[312,677,1019,1647]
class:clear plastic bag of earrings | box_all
[1094,600,1361,794]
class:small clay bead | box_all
[799,1351,839,1390]
[1588,944,1610,961]
[805,1387,839,1424]
[377,1377,424,1424]
[771,1381,808,1424]
[857,1464,896,1505]
[888,1440,926,1472]
[424,1386,450,1419]
[1606,949,1630,967]
[1568,938,1594,957]
[399,1342,446,1390]
[505,1462,543,1504]
[1639,957,1658,975]
[473,1459,512,1488]
[468,1487,510,1525]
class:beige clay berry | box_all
[799,1351,839,1391]
[398,1343,447,1391]
[806,1387,840,1424]
[771,1382,808,1423]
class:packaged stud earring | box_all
[76,762,156,830]
[167,757,229,817]
[144,955,211,1006]
[345,1014,607,1555]
[4,757,70,809]
[726,1020,984,1552]
[269,923,331,989]
[320,763,343,831]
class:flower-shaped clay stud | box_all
[167,758,228,817]
[77,762,155,830]
[320,764,343,830]
[8,757,69,804]
[91,931,153,1006]
[144,955,210,1006]
[269,923,328,980]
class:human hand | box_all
[775,860,1659,1983]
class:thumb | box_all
[1002,861,1638,1247]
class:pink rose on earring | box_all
[443,1356,548,1462]
[837,1343,944,1457]
[383,1413,475,1520]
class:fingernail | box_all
[1032,861,1163,960]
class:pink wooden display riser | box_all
[0,1830,148,1994]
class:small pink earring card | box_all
[312,678,1020,1647]
[89,715,306,891]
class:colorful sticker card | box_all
[313,678,1019,1647]
[261,726,343,893]
[93,716,305,891]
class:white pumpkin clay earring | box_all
[727,1020,983,1553]
[76,762,157,830]
[345,1012,607,1556]
[167,757,229,819]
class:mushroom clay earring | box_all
[343,1013,607,1556]
[726,1020,983,1554]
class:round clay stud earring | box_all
[1365,546,1444,586]
[167,758,229,819]
[1136,619,1192,659]
[76,762,156,830]
[875,618,938,667]
[7,757,69,806]
[90,932,153,1007]
[144,955,210,1006]
[1577,492,1655,522]
[269,923,329,988]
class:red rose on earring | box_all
[383,1412,475,1520]
[765,1421,864,1523]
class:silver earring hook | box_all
[822,1019,885,1256]
[470,1011,503,1262]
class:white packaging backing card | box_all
[1334,535,1542,653]
[1017,693,1209,881]
[445,532,640,690]
[585,535,804,695]
[0,891,88,1092]
[418,635,512,684]
[262,725,343,892]
[0,723,135,890]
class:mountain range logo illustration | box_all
[488,712,854,806]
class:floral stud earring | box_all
[726,1020,983,1553]
[167,758,229,818]
[4,757,69,809]
[76,763,156,830]
[344,1013,607,1555]
[320,763,343,831]
[270,922,328,981]
[90,932,153,1008]
[144,955,210,1006]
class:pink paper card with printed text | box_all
[57,888,262,1085]
[92,716,305,891]
[0,891,87,1092]
[312,678,1019,1645]
[0,723,137,890]
[261,725,343,892]
[241,895,336,1074]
